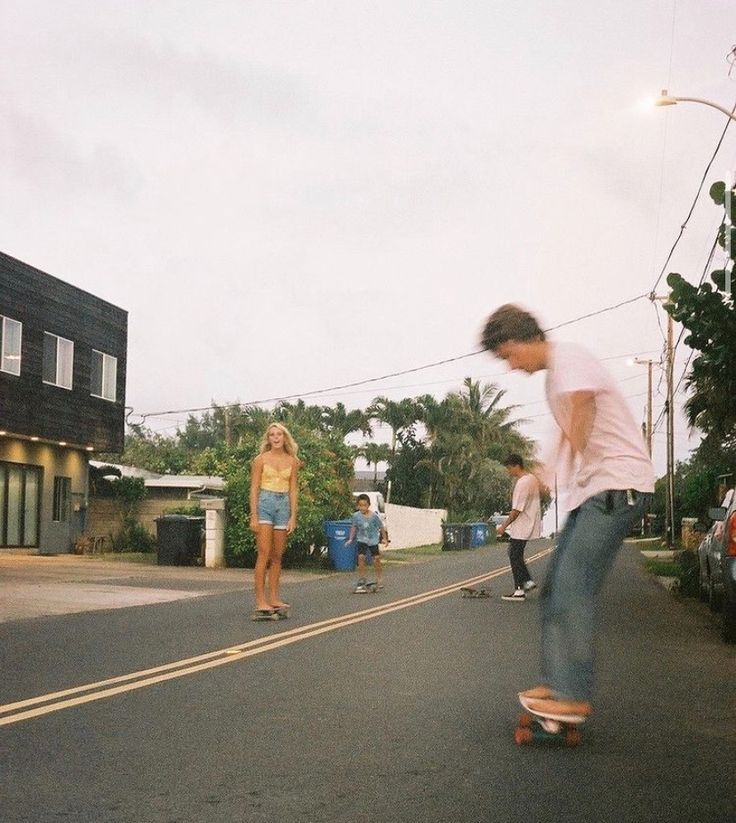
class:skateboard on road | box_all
[514,694,584,747]
[251,607,290,622]
[353,578,379,594]
[461,586,490,598]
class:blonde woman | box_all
[250,423,299,616]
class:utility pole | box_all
[665,310,676,546]
[632,357,655,457]
[651,294,676,547]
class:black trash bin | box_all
[155,515,205,565]
[442,523,473,550]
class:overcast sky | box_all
[2,1,734,477]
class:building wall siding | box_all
[0,440,88,553]
[0,251,127,452]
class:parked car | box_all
[705,488,736,643]
[697,519,724,606]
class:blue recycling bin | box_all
[470,522,490,547]
[323,520,356,571]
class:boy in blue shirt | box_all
[346,493,388,590]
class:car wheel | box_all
[721,600,736,644]
[708,576,723,612]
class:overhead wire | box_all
[134,295,652,424]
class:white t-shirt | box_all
[509,473,542,541]
[544,342,655,511]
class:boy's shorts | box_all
[257,490,290,530]
[356,541,380,557]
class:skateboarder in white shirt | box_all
[481,304,654,722]
[497,454,541,601]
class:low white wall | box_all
[384,502,447,550]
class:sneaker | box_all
[501,588,526,601]
[523,580,537,592]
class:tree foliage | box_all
[665,180,736,439]
[107,381,533,562]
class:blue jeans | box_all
[540,490,652,702]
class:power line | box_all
[134,294,651,423]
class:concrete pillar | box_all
[202,498,226,568]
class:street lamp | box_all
[654,90,736,122]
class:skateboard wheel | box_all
[565,728,582,747]
[518,713,533,728]
[514,727,533,745]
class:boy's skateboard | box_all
[353,578,378,594]
[461,586,490,599]
[251,607,289,622]
[514,695,584,747]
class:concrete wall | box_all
[86,497,200,547]
[384,502,447,550]
[0,439,88,554]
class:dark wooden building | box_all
[0,251,128,552]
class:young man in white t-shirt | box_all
[497,454,541,601]
[481,304,654,721]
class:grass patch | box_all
[92,552,159,565]
[643,550,700,597]
[644,559,679,577]
[628,537,666,551]
[383,544,444,563]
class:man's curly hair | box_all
[480,304,546,352]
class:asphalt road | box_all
[1,542,734,823]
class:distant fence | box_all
[384,503,447,550]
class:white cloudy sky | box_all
[1,0,735,477]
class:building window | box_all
[43,332,74,390]
[0,462,42,547]
[0,316,22,376]
[91,350,117,401]
[53,477,71,523]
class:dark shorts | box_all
[356,542,380,557]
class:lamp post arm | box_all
[657,91,736,122]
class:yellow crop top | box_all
[260,462,292,493]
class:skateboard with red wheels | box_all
[514,695,584,747]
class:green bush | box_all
[110,517,156,553]
[200,428,354,568]
[674,550,700,598]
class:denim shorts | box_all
[258,490,290,529]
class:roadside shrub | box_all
[674,550,700,598]
[201,428,354,568]
[110,517,156,553]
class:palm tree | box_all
[367,397,421,460]
[320,403,372,440]
[360,442,392,485]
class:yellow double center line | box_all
[0,548,551,728]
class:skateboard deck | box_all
[461,586,490,599]
[353,578,378,594]
[251,607,289,622]
[514,694,585,747]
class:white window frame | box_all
[91,349,117,402]
[43,332,74,390]
[1,316,22,376]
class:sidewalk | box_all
[0,554,325,623]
